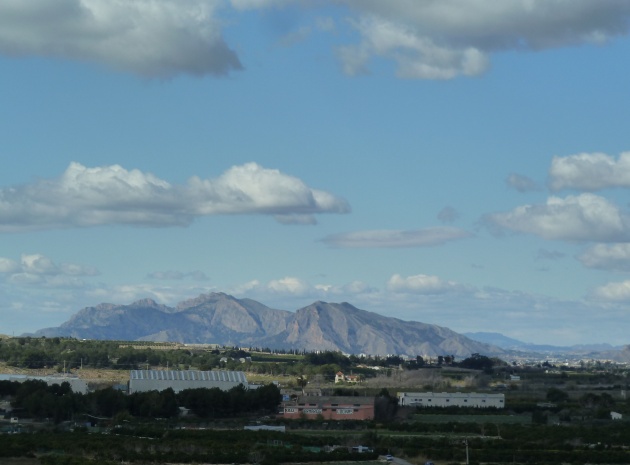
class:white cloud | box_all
[0,253,99,277]
[228,277,376,304]
[578,243,630,271]
[0,0,241,78]
[549,151,630,191]
[21,254,58,275]
[322,227,472,248]
[387,273,467,295]
[592,280,630,302]
[0,162,349,232]
[3,1,629,80]
[506,173,539,192]
[0,257,19,273]
[338,15,488,79]
[86,283,191,305]
[267,277,310,295]
[0,253,100,289]
[336,1,630,79]
[485,194,630,242]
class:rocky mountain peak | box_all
[176,292,233,311]
[32,294,505,357]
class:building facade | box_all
[281,396,374,420]
[398,391,505,409]
[128,369,247,394]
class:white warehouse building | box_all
[398,391,505,409]
[129,370,248,394]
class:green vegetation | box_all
[1,379,281,422]
[2,337,630,464]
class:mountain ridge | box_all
[32,292,502,357]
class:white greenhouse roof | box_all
[130,369,247,383]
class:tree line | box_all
[1,379,281,423]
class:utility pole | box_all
[463,439,469,465]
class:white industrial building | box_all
[398,391,505,409]
[128,369,248,394]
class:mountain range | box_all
[463,332,630,363]
[463,332,621,353]
[32,292,503,358]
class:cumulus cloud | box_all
[506,173,539,192]
[0,257,19,273]
[485,194,630,242]
[229,277,376,303]
[0,162,349,232]
[387,273,467,295]
[337,15,488,79]
[0,253,99,289]
[267,276,311,295]
[0,0,241,78]
[5,1,629,80]
[322,227,472,248]
[336,1,630,79]
[592,280,630,302]
[578,243,630,271]
[549,151,630,191]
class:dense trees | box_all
[457,353,495,372]
[5,380,281,423]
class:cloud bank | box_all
[549,151,630,191]
[0,0,241,78]
[485,194,630,242]
[336,0,630,79]
[0,162,349,232]
[2,1,630,79]
[578,243,630,271]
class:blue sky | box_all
[2,1,630,346]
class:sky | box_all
[1,1,630,347]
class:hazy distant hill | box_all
[463,332,526,349]
[464,331,620,353]
[33,293,502,357]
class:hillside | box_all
[33,292,503,357]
